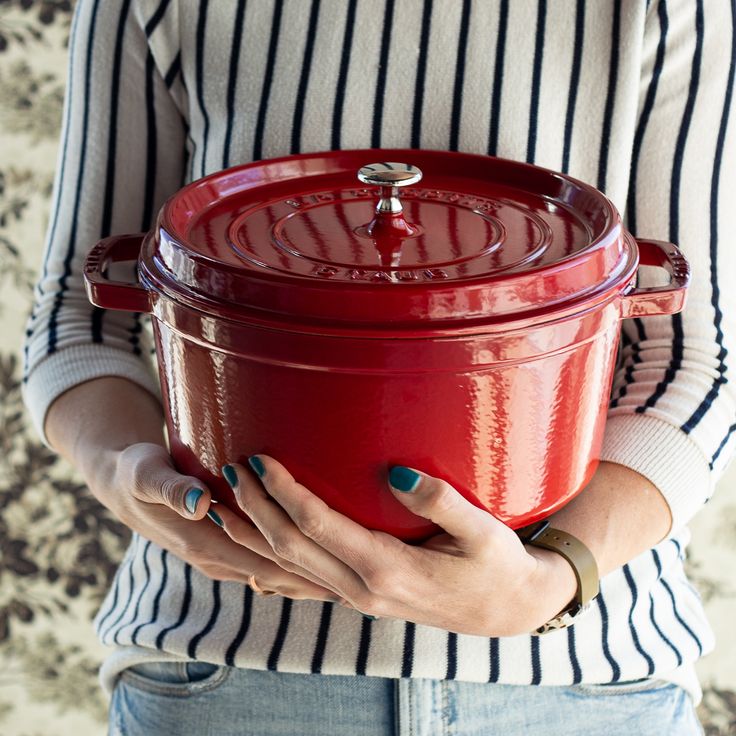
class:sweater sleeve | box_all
[600,0,736,532]
[21,0,186,445]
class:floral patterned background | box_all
[0,2,733,734]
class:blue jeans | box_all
[109,661,704,735]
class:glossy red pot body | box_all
[84,149,689,542]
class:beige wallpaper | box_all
[0,2,733,734]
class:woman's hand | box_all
[85,442,342,602]
[214,456,579,636]
[45,377,338,603]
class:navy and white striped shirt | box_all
[22,0,735,698]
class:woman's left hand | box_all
[214,455,578,637]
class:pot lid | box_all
[143,148,636,328]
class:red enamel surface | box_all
[83,149,690,542]
[152,297,621,541]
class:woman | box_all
[23,0,734,734]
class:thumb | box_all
[126,443,213,521]
[387,465,496,544]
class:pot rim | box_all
[141,239,639,339]
[150,148,630,326]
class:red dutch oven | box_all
[84,149,689,542]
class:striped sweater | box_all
[22,0,736,700]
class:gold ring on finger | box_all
[248,574,278,597]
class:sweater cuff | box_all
[22,344,162,447]
[598,413,713,534]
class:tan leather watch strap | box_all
[525,527,599,607]
[516,520,600,634]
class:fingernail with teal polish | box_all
[361,612,378,620]
[222,464,238,488]
[248,456,266,478]
[207,509,224,528]
[185,488,204,515]
[389,466,421,493]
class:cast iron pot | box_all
[84,149,689,542]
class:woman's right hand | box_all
[45,377,338,601]
[91,441,341,602]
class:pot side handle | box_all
[83,233,151,313]
[620,238,690,319]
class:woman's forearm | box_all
[45,376,166,483]
[546,461,673,579]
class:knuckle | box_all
[233,493,248,513]
[352,591,384,614]
[128,458,151,500]
[294,510,325,541]
[120,445,161,497]
[270,533,298,561]
[428,481,460,516]
[363,567,398,596]
[226,524,251,547]
[269,557,299,574]
[159,476,184,510]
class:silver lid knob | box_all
[357,162,423,215]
